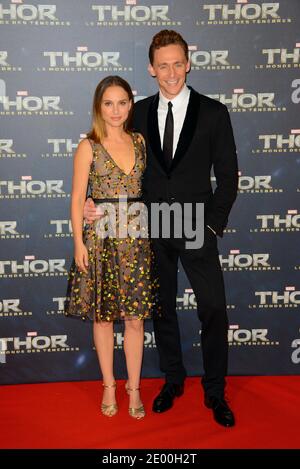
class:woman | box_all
[65,76,160,419]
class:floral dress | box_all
[65,132,160,322]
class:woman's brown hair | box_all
[87,75,134,143]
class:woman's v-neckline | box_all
[100,133,136,177]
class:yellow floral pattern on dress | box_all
[65,132,161,322]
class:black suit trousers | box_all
[152,227,228,398]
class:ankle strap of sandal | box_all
[103,382,116,388]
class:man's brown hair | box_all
[148,30,189,65]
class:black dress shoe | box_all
[152,383,184,413]
[204,396,235,427]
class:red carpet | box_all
[1,376,300,449]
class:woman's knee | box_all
[125,319,144,332]
[94,320,113,330]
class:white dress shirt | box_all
[158,84,190,157]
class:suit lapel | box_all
[147,87,201,174]
[170,87,200,172]
[147,93,169,173]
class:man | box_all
[84,30,238,427]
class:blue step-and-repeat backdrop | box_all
[0,0,300,384]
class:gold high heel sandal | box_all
[125,382,145,419]
[101,382,118,417]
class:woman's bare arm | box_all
[71,139,93,248]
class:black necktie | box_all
[163,101,174,168]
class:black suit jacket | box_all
[133,87,238,237]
